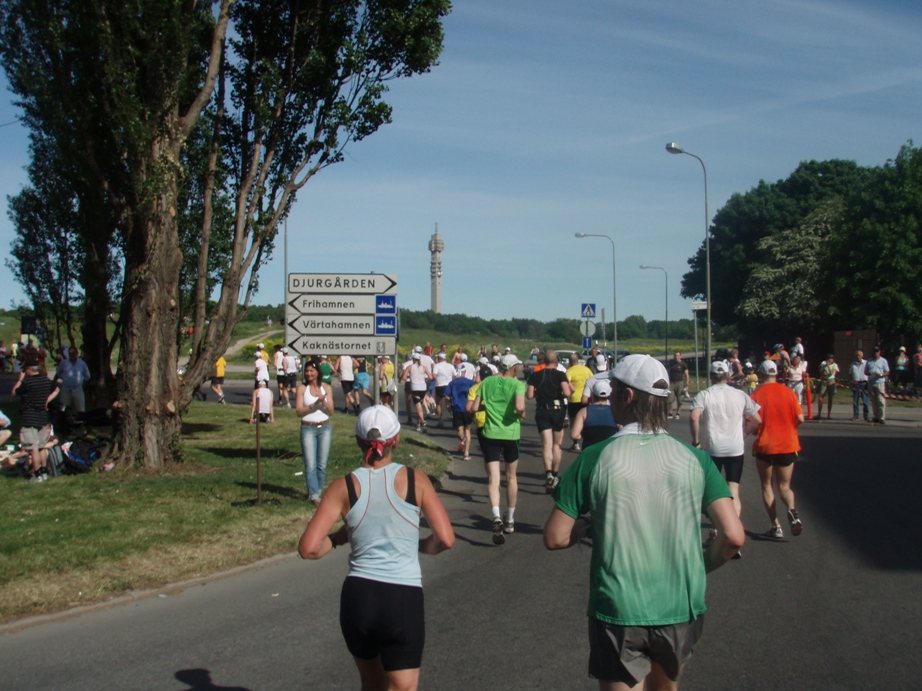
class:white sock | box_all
[506,507,515,522]
[492,506,501,520]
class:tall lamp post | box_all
[640,265,667,361]
[666,142,711,365]
[575,233,617,357]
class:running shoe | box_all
[732,549,742,560]
[545,475,559,494]
[415,425,423,433]
[463,454,471,461]
[787,508,803,536]
[492,518,505,545]
[503,512,515,534]
[763,525,783,540]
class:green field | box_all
[0,402,449,622]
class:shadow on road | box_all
[798,434,922,571]
[175,668,251,690]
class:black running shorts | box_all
[535,407,566,432]
[483,437,520,463]
[711,454,744,484]
[340,576,425,672]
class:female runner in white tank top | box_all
[299,406,455,691]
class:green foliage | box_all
[682,159,870,328]
[737,198,843,333]
[824,142,922,342]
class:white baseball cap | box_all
[460,353,468,362]
[611,354,669,397]
[436,351,447,359]
[355,405,401,442]
[591,379,612,399]
[500,353,522,370]
[411,352,421,359]
[710,360,729,375]
[257,343,265,349]
[759,360,778,375]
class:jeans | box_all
[852,382,869,420]
[300,423,332,501]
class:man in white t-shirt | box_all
[432,352,456,426]
[254,354,270,389]
[250,380,274,424]
[455,353,477,380]
[690,361,762,530]
[334,354,356,414]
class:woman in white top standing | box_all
[296,357,335,505]
[786,354,808,404]
[299,406,454,691]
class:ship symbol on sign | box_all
[376,317,396,335]
[375,295,396,314]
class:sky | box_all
[1,0,921,326]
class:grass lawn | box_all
[0,402,449,623]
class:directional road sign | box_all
[691,300,708,312]
[286,273,398,357]
[582,336,593,350]
[581,303,596,318]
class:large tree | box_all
[823,142,922,342]
[0,0,450,468]
[681,159,869,331]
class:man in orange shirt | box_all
[751,360,805,539]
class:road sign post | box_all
[286,273,398,357]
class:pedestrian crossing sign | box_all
[581,303,596,318]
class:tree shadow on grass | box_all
[202,447,299,462]
[181,422,223,435]
[235,481,306,501]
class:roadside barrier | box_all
[832,378,922,401]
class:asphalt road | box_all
[2,383,921,689]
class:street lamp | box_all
[666,142,711,365]
[574,233,617,357]
[639,265,667,361]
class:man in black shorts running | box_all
[527,350,574,493]
[690,361,761,554]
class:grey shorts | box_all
[588,616,704,684]
[20,426,50,452]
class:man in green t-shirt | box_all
[318,355,333,385]
[472,352,526,545]
[543,354,744,689]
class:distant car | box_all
[521,349,578,379]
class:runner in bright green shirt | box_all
[471,353,526,545]
[544,355,744,689]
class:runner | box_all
[690,361,761,551]
[471,353,526,544]
[353,355,373,414]
[211,355,227,403]
[544,354,743,689]
[527,350,574,493]
[444,373,475,459]
[751,360,805,539]
[298,406,455,691]
[565,352,594,452]
[334,354,357,414]
[282,348,300,409]
[399,352,432,433]
[273,344,286,406]
[568,378,618,450]
[431,351,456,427]
[667,352,690,419]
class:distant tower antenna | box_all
[428,223,444,314]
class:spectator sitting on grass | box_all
[0,408,11,447]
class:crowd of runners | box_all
[289,336,839,690]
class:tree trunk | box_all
[109,173,184,469]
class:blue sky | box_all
[1,0,921,325]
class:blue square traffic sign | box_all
[581,303,596,318]
[376,315,397,335]
[375,295,396,314]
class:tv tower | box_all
[428,223,444,313]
